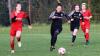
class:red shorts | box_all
[80,20,90,32]
[10,26,22,37]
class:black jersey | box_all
[49,11,69,29]
[69,11,84,31]
[69,11,84,25]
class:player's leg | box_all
[85,28,90,45]
[72,29,78,45]
[70,24,78,45]
[10,36,15,53]
[50,27,55,51]
[80,22,85,33]
[50,29,62,51]
[84,22,90,45]
[10,29,16,53]
[50,32,56,51]
[16,30,22,47]
[50,32,55,47]
[80,21,89,45]
[53,29,61,46]
[70,26,74,45]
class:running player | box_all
[68,4,84,46]
[10,2,32,53]
[49,3,70,51]
[80,3,92,45]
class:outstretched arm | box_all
[81,13,84,22]
[24,12,32,29]
[64,13,71,21]
[49,11,56,20]
[26,16,32,29]
[10,11,17,23]
[11,16,16,23]
[26,16,31,25]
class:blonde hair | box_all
[82,3,86,5]
[81,3,88,9]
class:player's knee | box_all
[16,31,21,37]
[10,32,16,37]
[55,30,59,34]
[86,29,89,33]
[10,36,14,42]
[73,32,76,35]
[73,29,78,35]
[73,32,77,35]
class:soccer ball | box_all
[58,47,66,55]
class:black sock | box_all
[72,35,76,43]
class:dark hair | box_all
[16,1,21,6]
[55,3,63,12]
[14,1,22,11]
[16,1,21,4]
[56,3,63,9]
[57,3,62,6]
[72,4,80,10]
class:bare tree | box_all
[88,0,91,10]
[28,0,32,22]
[8,0,12,23]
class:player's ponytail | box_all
[56,0,62,8]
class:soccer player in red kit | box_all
[80,3,92,45]
[10,2,32,53]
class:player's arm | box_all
[80,13,84,25]
[11,16,17,23]
[26,16,32,29]
[10,11,17,23]
[88,10,92,19]
[62,12,71,23]
[89,16,92,19]
[80,13,84,22]
[49,11,56,20]
[23,12,31,25]
[68,11,75,21]
[24,12,32,29]
[63,12,71,21]
[84,16,92,20]
[26,16,31,25]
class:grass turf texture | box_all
[0,24,100,56]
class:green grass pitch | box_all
[0,24,100,56]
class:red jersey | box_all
[80,9,92,31]
[10,11,27,28]
[81,9,92,22]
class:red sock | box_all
[10,40,14,50]
[85,33,89,41]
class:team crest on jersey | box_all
[61,14,63,16]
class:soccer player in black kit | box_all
[68,4,84,46]
[49,3,70,51]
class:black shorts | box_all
[70,23,80,31]
[51,26,62,35]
